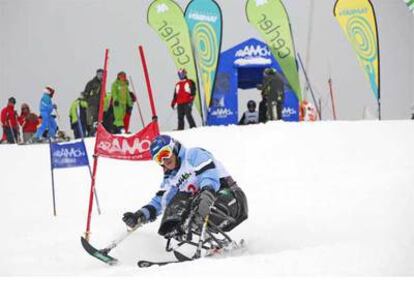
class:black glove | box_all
[126,106,132,114]
[114,100,120,107]
[196,187,216,218]
[53,104,57,110]
[122,210,146,228]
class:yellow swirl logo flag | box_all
[334,0,380,100]
[185,0,222,109]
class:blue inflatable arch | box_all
[207,38,299,125]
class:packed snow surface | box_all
[1,121,414,276]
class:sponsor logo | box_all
[175,172,192,189]
[97,138,151,155]
[255,0,268,6]
[210,107,234,118]
[156,4,169,13]
[53,147,86,159]
[235,45,271,58]
[157,20,191,65]
[339,8,368,17]
[188,12,218,23]
[256,13,291,59]
[282,107,297,117]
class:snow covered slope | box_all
[1,121,414,276]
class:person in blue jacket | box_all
[122,135,248,238]
[32,86,58,142]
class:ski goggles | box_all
[152,145,174,165]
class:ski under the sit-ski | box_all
[137,239,245,268]
[81,236,119,265]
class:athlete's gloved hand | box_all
[122,210,147,228]
[114,100,120,107]
[196,187,216,218]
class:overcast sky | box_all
[1,0,413,133]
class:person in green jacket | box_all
[69,92,88,139]
[111,71,132,134]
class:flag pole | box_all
[48,138,57,216]
[77,105,101,215]
[85,48,109,241]
[138,45,159,134]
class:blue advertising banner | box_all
[50,140,89,169]
[207,38,299,125]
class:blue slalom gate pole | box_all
[77,105,101,215]
[48,136,57,216]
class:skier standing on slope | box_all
[31,87,58,143]
[122,135,248,243]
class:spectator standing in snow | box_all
[0,97,19,143]
[31,86,58,142]
[171,68,197,130]
[69,92,88,139]
[238,100,259,125]
[122,135,248,246]
[261,68,285,121]
[18,103,39,143]
[84,69,103,136]
[111,71,132,134]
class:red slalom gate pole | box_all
[85,49,109,241]
[138,46,158,132]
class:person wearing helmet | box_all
[122,135,248,243]
[171,68,197,130]
[111,71,132,134]
[261,67,285,121]
[238,100,259,125]
[31,87,58,143]
[84,68,104,136]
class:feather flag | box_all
[334,0,381,103]
[246,0,302,101]
[185,0,223,111]
[147,0,202,118]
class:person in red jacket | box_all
[0,97,19,143]
[171,68,197,130]
[18,103,40,143]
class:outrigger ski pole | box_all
[81,224,142,265]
